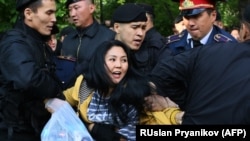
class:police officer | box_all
[150,41,250,124]
[112,3,160,75]
[145,0,239,123]
[136,3,166,74]
[161,0,238,56]
[0,0,64,140]
[59,0,115,88]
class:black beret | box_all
[16,0,36,12]
[243,5,250,23]
[65,0,94,8]
[112,3,147,23]
[137,3,155,17]
[65,0,81,8]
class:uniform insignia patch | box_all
[214,34,232,42]
[166,33,184,44]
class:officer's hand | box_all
[144,94,179,111]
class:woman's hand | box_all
[45,98,67,113]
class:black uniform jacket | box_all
[59,20,115,87]
[0,21,62,98]
[61,20,115,66]
[0,21,64,135]
[149,42,250,124]
[133,27,165,74]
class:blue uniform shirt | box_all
[161,25,238,57]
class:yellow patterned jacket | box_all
[64,75,183,125]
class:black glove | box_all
[90,123,127,141]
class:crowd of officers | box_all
[1,0,250,140]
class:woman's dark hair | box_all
[85,40,130,95]
[85,40,151,125]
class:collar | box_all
[187,26,213,46]
[15,19,50,43]
[75,19,99,38]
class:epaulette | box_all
[166,33,183,44]
[214,34,232,42]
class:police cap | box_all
[16,0,37,12]
[172,0,226,17]
[137,3,155,17]
[112,3,147,23]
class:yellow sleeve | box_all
[140,108,183,125]
[63,75,84,107]
[63,75,94,124]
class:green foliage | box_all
[216,0,240,31]
[0,0,244,36]
[0,0,17,32]
[56,0,69,29]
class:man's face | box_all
[68,0,95,28]
[105,46,128,84]
[174,20,186,34]
[26,0,57,35]
[114,22,147,50]
[183,9,216,40]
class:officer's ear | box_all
[113,23,120,33]
[89,3,96,14]
[211,10,217,22]
[24,8,33,21]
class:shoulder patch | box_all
[166,33,183,44]
[214,34,232,42]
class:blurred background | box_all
[0,0,247,37]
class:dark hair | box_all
[85,40,151,124]
[17,0,43,20]
[27,0,43,12]
[85,40,130,94]
[205,8,215,15]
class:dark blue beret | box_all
[112,3,147,23]
[65,0,81,8]
[16,0,36,11]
